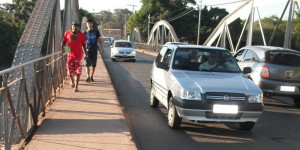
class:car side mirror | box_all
[243,67,252,74]
[110,45,113,48]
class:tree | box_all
[127,2,231,44]
[0,17,20,69]
[2,0,36,25]
[0,0,35,70]
[79,8,98,28]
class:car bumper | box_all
[112,54,135,59]
[173,97,263,122]
[257,78,300,96]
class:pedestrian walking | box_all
[84,19,104,82]
[61,20,87,92]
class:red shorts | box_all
[66,59,82,75]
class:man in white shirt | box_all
[199,52,218,70]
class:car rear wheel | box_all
[292,96,300,107]
[150,86,159,107]
[239,122,255,131]
[168,97,182,128]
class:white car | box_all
[110,40,136,62]
[150,43,263,131]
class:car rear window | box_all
[115,42,133,48]
[265,50,300,66]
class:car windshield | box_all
[265,50,300,66]
[172,48,241,72]
[115,42,133,48]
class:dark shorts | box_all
[86,51,98,67]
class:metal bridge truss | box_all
[129,28,142,44]
[204,0,299,53]
[147,20,179,50]
[0,0,79,149]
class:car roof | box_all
[165,43,228,51]
[241,45,288,52]
[238,45,299,59]
[115,40,131,42]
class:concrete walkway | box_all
[25,54,136,150]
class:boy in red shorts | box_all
[61,20,87,92]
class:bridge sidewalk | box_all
[25,54,136,150]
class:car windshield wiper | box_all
[199,68,213,72]
[173,66,198,71]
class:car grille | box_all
[205,92,246,104]
[119,52,131,54]
[205,112,243,120]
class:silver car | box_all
[110,40,136,62]
[234,46,300,107]
[150,43,263,131]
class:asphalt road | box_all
[102,47,300,150]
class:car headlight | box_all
[248,93,263,103]
[180,88,202,100]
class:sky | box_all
[0,0,297,19]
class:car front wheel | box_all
[150,85,159,107]
[292,96,300,107]
[168,97,182,128]
[239,122,255,131]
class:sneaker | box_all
[74,88,78,92]
[86,77,91,82]
[90,77,94,82]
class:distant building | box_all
[102,29,121,40]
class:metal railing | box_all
[0,52,67,149]
[133,42,162,53]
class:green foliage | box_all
[2,0,36,25]
[79,8,98,28]
[92,8,132,38]
[127,2,229,44]
[0,17,19,68]
[0,0,34,69]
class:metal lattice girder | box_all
[5,0,58,144]
[130,28,142,43]
[63,0,79,33]
[81,16,88,32]
[204,0,252,46]
[147,20,179,45]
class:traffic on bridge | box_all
[0,0,300,149]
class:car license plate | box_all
[213,104,238,114]
[122,54,127,57]
[280,86,295,92]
